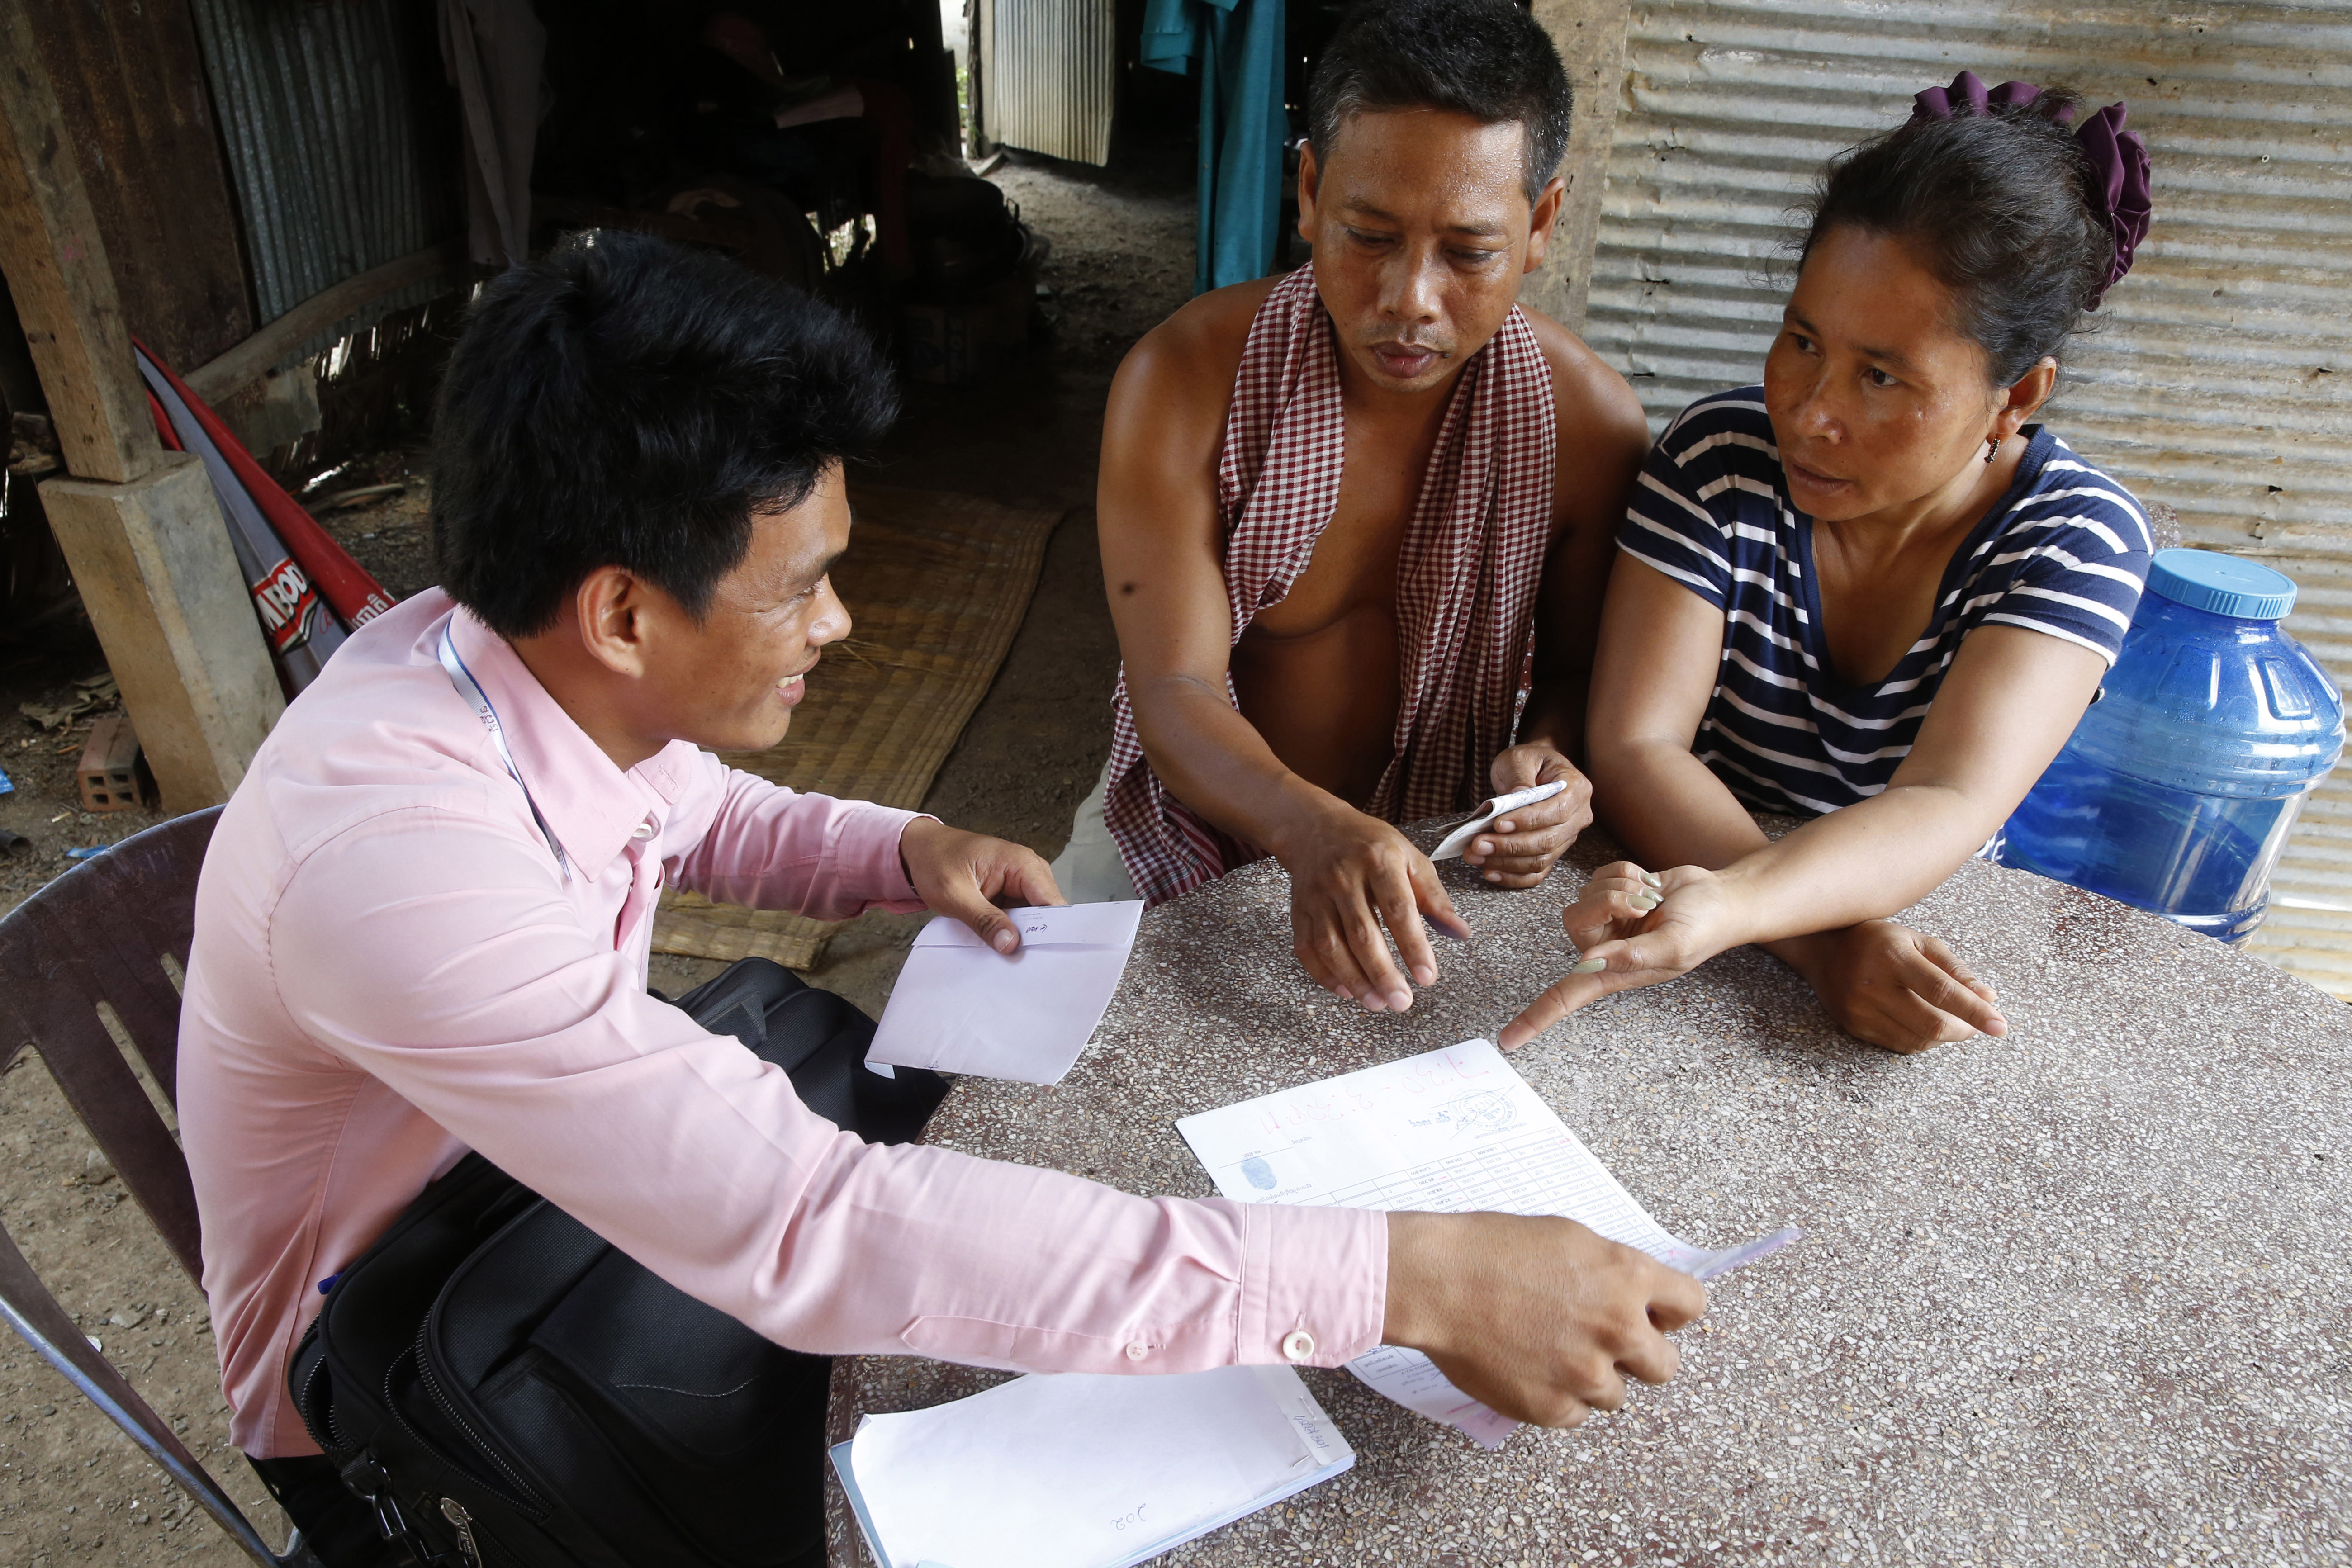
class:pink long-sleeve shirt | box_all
[179,592,1387,1457]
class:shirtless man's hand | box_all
[1279,801,1470,1012]
[1287,734,1597,1004]
[1462,742,1595,889]
[1285,740,1593,1009]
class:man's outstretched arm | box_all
[261,809,1702,1423]
[1098,292,1465,1013]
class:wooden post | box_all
[41,457,281,810]
[0,0,158,484]
[0,0,281,807]
[1524,0,1633,335]
[967,0,993,158]
[29,0,256,374]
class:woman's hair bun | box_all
[1907,71,2151,309]
[1797,70,2154,385]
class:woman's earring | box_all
[1984,435,2003,464]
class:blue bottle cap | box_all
[2145,549,2298,621]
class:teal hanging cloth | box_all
[1142,0,1287,294]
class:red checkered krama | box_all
[1103,264,1558,906]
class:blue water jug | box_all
[1996,549,2344,944]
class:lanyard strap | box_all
[439,622,572,881]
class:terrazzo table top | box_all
[827,822,2351,1566]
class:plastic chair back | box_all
[0,806,317,1566]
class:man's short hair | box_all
[1307,0,1574,207]
[432,230,896,640]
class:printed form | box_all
[1176,1039,1798,1448]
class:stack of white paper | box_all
[830,1364,1353,1568]
[1176,1039,1799,1448]
[867,901,1143,1085]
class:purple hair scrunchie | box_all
[1910,69,2073,127]
[1906,68,2151,309]
[2072,102,2153,308]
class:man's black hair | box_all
[1800,96,2110,384]
[431,229,896,639]
[1307,0,1574,207]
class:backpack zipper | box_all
[294,1341,339,1450]
[440,1497,482,1568]
[410,1322,541,1507]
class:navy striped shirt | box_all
[1619,389,2152,818]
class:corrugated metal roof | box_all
[980,0,1116,166]
[1584,0,2352,993]
[184,0,461,368]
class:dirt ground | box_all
[0,147,1191,1563]
[996,146,1202,374]
[0,660,166,912]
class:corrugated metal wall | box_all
[185,0,460,361]
[1584,0,2352,995]
[980,0,1116,165]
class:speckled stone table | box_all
[827,823,2351,1566]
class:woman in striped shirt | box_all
[1502,73,2154,1054]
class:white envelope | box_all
[1428,778,1570,861]
[867,901,1144,1085]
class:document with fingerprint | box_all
[1176,1038,1799,1448]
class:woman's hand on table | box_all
[1459,744,1595,887]
[1494,857,2009,1053]
[1776,920,2006,1052]
[898,818,1064,955]
[1383,1212,1706,1428]
[1497,862,1744,1048]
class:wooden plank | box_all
[30,0,253,372]
[1524,0,1633,336]
[0,0,159,484]
[186,237,467,404]
[40,454,283,810]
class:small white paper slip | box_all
[829,1364,1354,1568]
[1176,1039,1799,1449]
[1429,779,1570,861]
[867,900,1143,1085]
[1345,1345,1520,1449]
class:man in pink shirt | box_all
[180,231,1704,1566]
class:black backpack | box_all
[288,960,946,1568]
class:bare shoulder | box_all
[1517,305,1651,455]
[1108,275,1283,438]
[1100,277,1284,545]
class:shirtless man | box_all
[1074,0,1650,1014]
